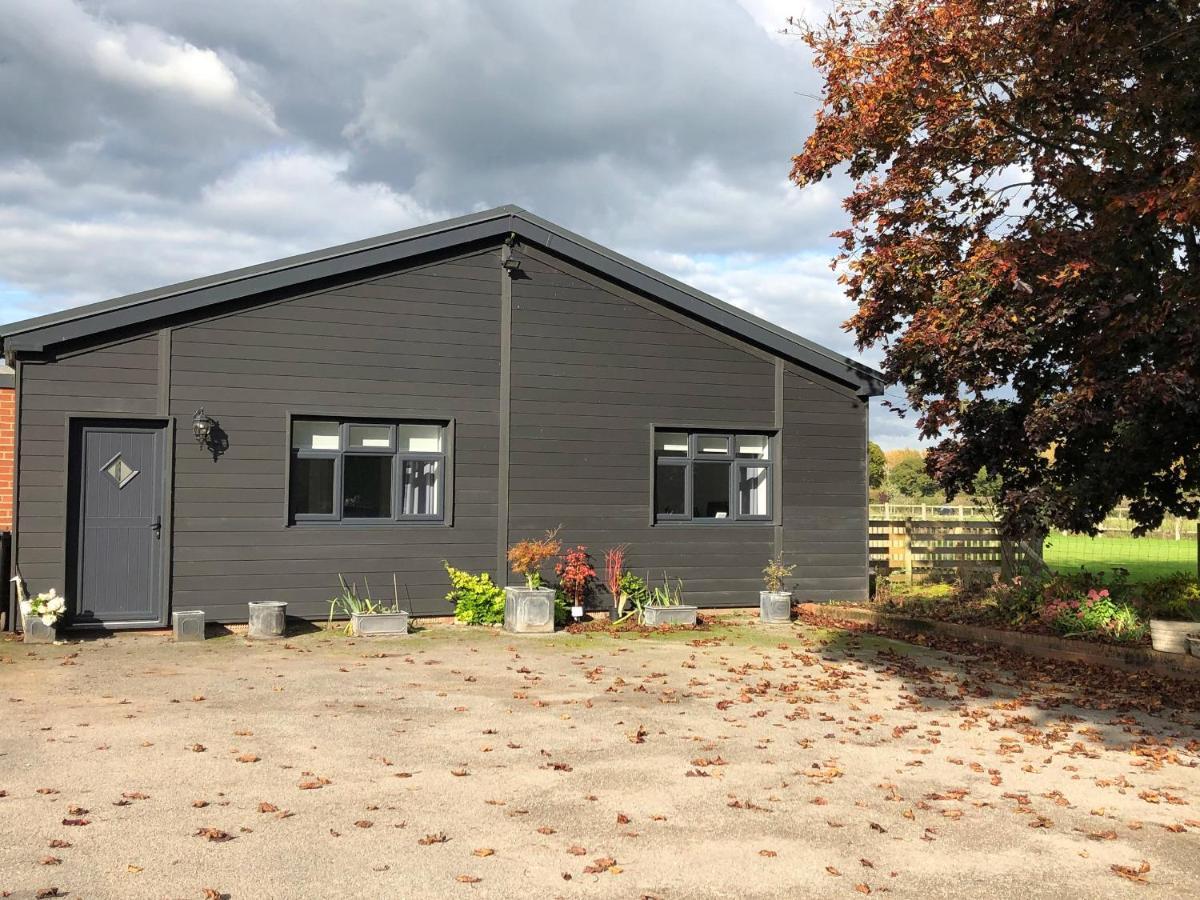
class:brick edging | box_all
[810,605,1200,682]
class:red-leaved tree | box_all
[792,1,1200,535]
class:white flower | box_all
[19,600,31,616]
[48,596,65,613]
[40,612,56,626]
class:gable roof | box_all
[1,205,884,396]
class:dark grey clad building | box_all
[1,206,883,629]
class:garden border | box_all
[807,604,1200,682]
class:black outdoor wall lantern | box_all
[191,407,228,460]
[192,408,216,446]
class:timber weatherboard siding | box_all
[16,334,161,595]
[167,250,502,620]
[8,221,876,626]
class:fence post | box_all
[904,517,914,585]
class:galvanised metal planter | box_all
[172,610,206,642]
[504,587,555,634]
[247,601,287,640]
[1149,619,1194,654]
[759,591,793,624]
[642,605,698,627]
[350,611,409,637]
[23,618,57,644]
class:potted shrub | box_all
[504,528,561,633]
[327,574,409,636]
[1138,575,1200,654]
[444,564,505,625]
[603,545,629,619]
[16,581,65,643]
[642,573,697,627]
[760,557,795,624]
[556,545,596,623]
[612,571,651,625]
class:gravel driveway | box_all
[1,617,1197,899]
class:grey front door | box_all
[74,423,166,626]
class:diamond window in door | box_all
[102,453,139,489]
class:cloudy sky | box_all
[0,0,917,447]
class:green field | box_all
[1043,532,1197,582]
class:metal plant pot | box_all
[642,604,698,627]
[503,587,555,634]
[350,611,410,636]
[1186,634,1200,659]
[247,601,287,640]
[759,591,793,624]
[1149,619,1194,654]
[23,618,57,644]
[172,610,206,642]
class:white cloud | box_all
[91,25,278,129]
[0,0,920,445]
[0,151,438,306]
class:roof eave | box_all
[1,205,885,396]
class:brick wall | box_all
[0,385,13,532]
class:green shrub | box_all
[1135,573,1200,621]
[444,563,505,624]
[989,576,1044,625]
[552,590,572,627]
[884,579,956,602]
[613,571,650,623]
[1040,588,1147,643]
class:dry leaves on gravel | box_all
[418,832,449,845]
[582,856,621,875]
[194,827,234,843]
[1111,861,1151,884]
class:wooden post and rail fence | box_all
[869,518,1046,584]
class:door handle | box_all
[150,516,162,539]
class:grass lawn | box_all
[1043,531,1197,582]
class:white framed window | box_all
[289,419,447,524]
[653,429,774,523]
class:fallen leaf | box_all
[236,754,260,764]
[355,820,373,829]
[258,802,278,814]
[473,848,495,857]
[418,832,449,845]
[455,875,481,884]
[1111,860,1151,884]
[194,827,234,843]
[759,849,778,857]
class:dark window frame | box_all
[287,417,449,526]
[652,428,775,525]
